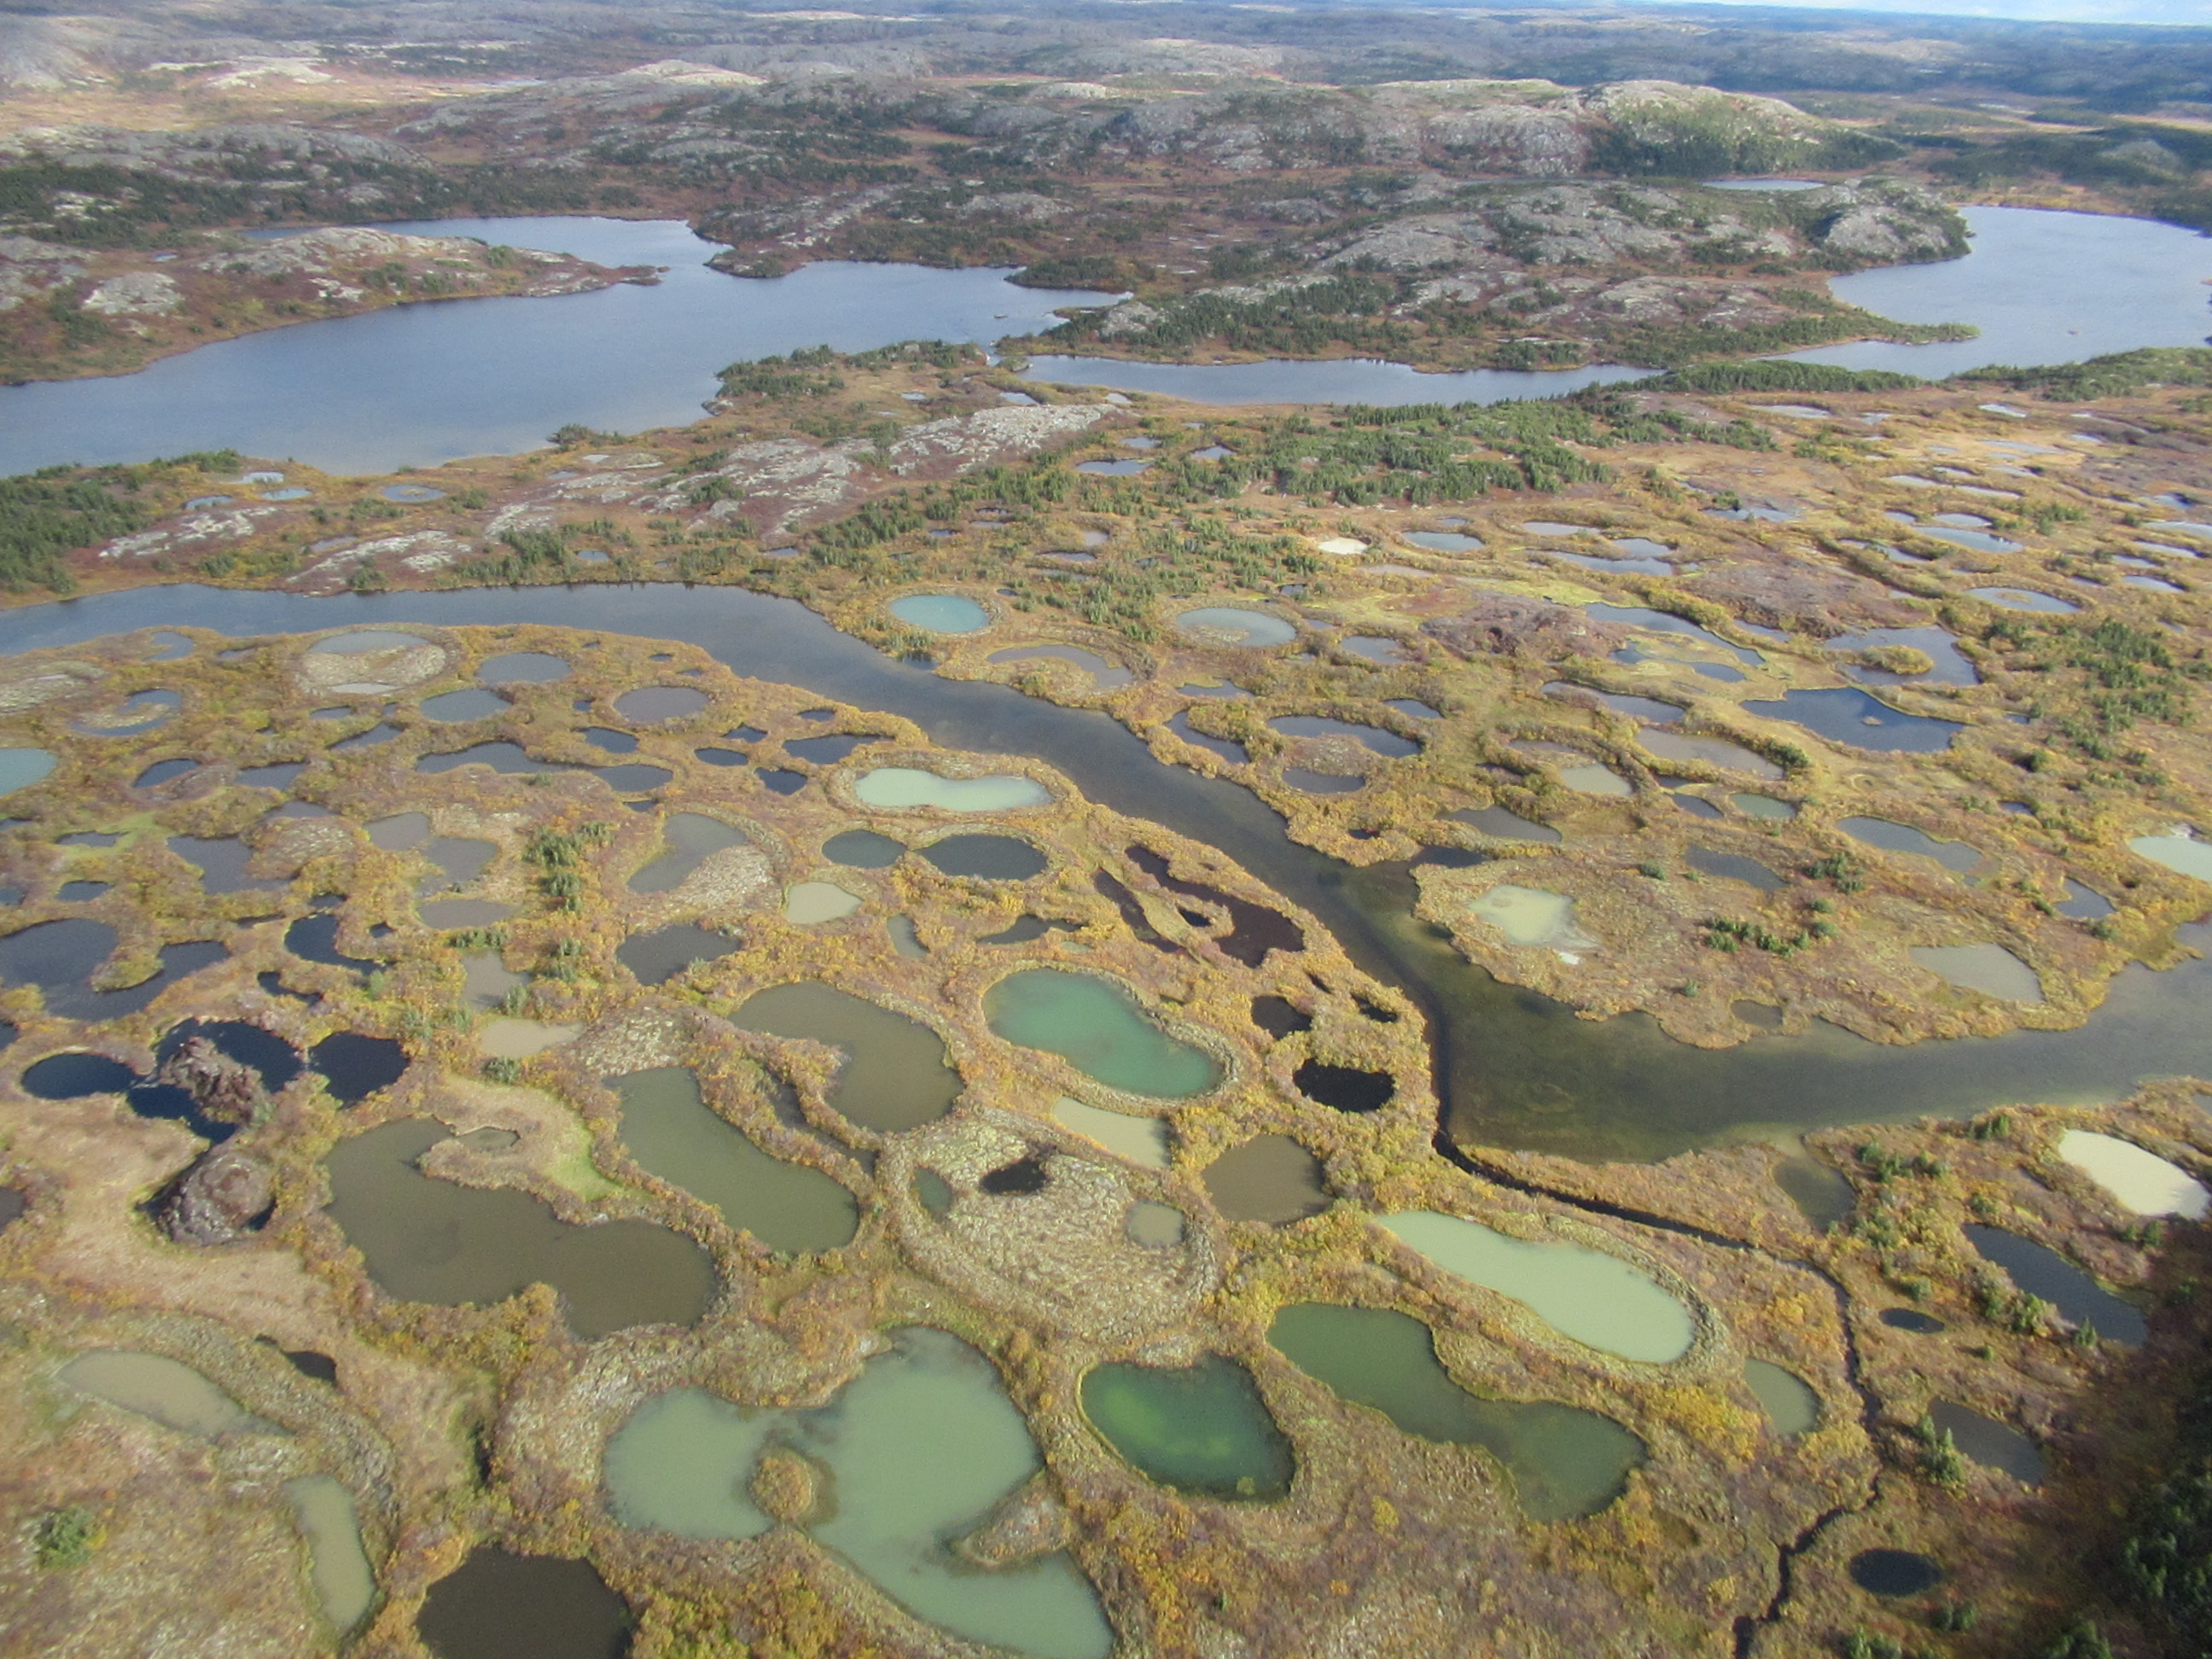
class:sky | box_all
[1626,0,2209,22]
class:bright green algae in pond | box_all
[610,1066,856,1253]
[1266,1304,1643,1522]
[1080,1355,1295,1500]
[606,1327,1113,1659]
[324,1119,714,1337]
[1377,1212,1694,1363]
[985,969,1223,1098]
[734,982,962,1132]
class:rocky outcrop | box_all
[1425,592,1628,660]
[149,1148,274,1245]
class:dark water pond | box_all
[824,829,905,869]
[1929,1400,2046,1483]
[1742,687,1962,754]
[0,920,225,1021]
[1025,355,1651,406]
[1965,1225,2146,1343]
[311,1033,410,1104]
[7,585,2210,1165]
[416,1547,630,1659]
[325,1118,713,1336]
[19,1049,242,1143]
[0,218,1113,474]
[616,923,742,987]
[1848,1548,1945,1598]
[919,834,1047,881]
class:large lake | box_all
[1789,204,2212,377]
[1026,204,2210,401]
[4,205,2205,474]
[0,217,1108,476]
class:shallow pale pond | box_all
[285,1475,377,1631]
[1910,943,2045,1004]
[1468,886,1596,955]
[2057,1130,2209,1218]
[1744,1359,1820,1436]
[61,1349,271,1437]
[1377,1211,1695,1362]
[2130,828,2212,882]
[1173,607,1296,648]
[0,748,56,796]
[607,1328,1114,1659]
[1053,1096,1172,1168]
[854,766,1051,811]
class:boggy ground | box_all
[24,341,2212,1057]
[0,617,2203,1657]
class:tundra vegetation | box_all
[4,4,2212,1658]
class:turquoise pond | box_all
[985,968,1225,1097]
[888,594,991,634]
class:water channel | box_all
[3,583,2208,1162]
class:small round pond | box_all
[1173,608,1296,649]
[889,595,991,634]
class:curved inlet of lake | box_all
[0,217,1115,474]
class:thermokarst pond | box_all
[984,969,1225,1097]
[605,1328,1114,1659]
